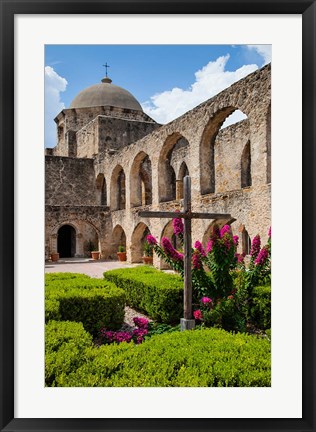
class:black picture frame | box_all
[1,1,315,431]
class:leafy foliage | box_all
[45,274,126,335]
[103,266,183,323]
[51,328,271,387]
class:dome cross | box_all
[102,62,110,77]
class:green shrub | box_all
[45,298,61,322]
[45,273,91,284]
[56,327,271,387]
[45,320,93,386]
[103,266,183,323]
[250,285,271,329]
[45,275,126,335]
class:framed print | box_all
[1,1,315,431]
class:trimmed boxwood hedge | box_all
[45,320,93,386]
[45,274,126,335]
[103,266,183,323]
[47,327,270,387]
[250,285,271,330]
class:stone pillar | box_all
[176,179,183,200]
[76,233,83,257]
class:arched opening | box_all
[130,152,152,207]
[110,165,126,210]
[242,229,251,255]
[200,107,249,195]
[266,104,271,183]
[96,173,107,206]
[131,222,151,263]
[112,225,126,258]
[176,162,189,200]
[241,140,252,188]
[57,225,76,258]
[158,133,189,203]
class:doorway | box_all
[57,225,76,258]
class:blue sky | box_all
[45,45,271,148]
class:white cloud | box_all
[142,55,258,125]
[246,45,272,65]
[221,109,248,129]
[45,66,67,148]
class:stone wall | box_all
[45,64,271,263]
[45,156,97,206]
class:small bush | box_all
[104,266,183,323]
[56,328,271,387]
[45,320,93,386]
[250,285,271,329]
[45,275,126,335]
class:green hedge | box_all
[103,266,183,323]
[52,327,270,387]
[45,274,126,335]
[250,285,271,329]
[45,320,93,386]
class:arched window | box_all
[159,133,189,202]
[241,140,252,188]
[110,166,126,210]
[130,152,152,207]
[200,107,249,195]
[242,229,251,255]
[176,162,189,200]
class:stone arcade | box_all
[45,64,271,267]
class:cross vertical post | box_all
[138,175,232,331]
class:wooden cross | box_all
[139,176,231,330]
[102,62,110,77]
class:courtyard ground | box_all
[45,257,139,279]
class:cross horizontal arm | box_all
[139,211,231,220]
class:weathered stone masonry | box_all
[45,64,271,266]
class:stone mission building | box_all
[45,64,271,266]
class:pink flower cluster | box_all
[250,234,261,257]
[132,317,149,329]
[146,234,157,245]
[193,309,203,320]
[235,252,246,263]
[233,235,239,246]
[194,241,206,257]
[192,251,202,269]
[172,217,184,236]
[100,317,150,345]
[255,246,269,266]
[161,237,183,261]
[220,225,231,238]
[101,330,132,344]
[201,296,212,305]
[206,239,213,253]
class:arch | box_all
[112,224,126,257]
[130,151,152,207]
[158,133,189,203]
[130,222,151,263]
[57,224,76,258]
[266,104,271,183]
[242,228,251,255]
[176,161,189,200]
[200,107,248,195]
[96,173,107,206]
[241,140,252,188]
[110,165,126,210]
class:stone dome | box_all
[69,76,143,111]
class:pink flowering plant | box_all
[147,220,271,333]
[99,317,150,345]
